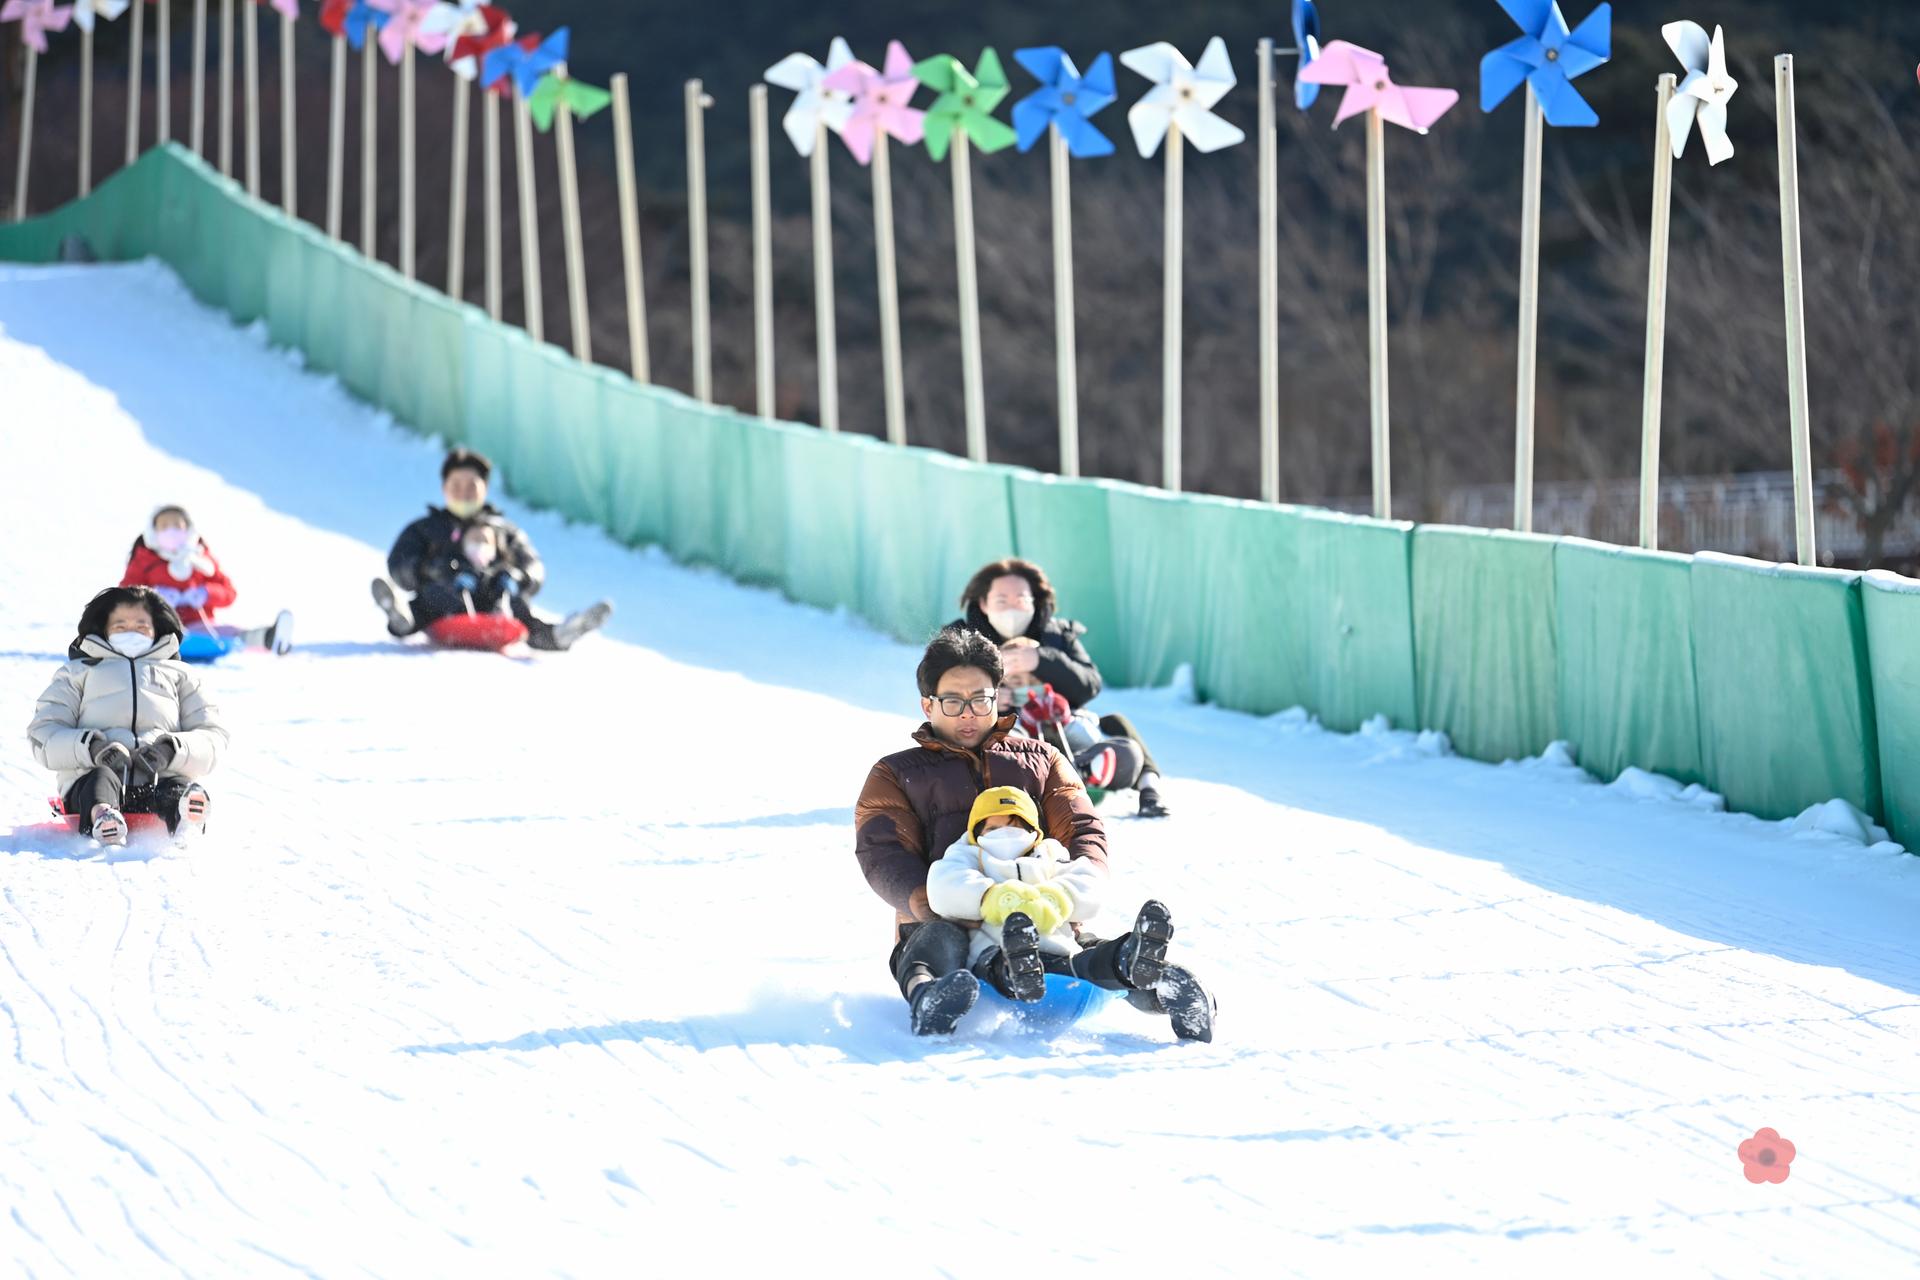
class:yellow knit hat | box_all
[968,786,1041,843]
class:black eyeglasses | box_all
[931,692,999,716]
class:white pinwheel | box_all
[1119,36,1245,157]
[1664,20,1737,165]
[764,37,856,157]
[69,0,126,31]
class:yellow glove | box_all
[980,881,1042,927]
[1027,883,1074,935]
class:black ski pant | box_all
[901,920,1159,1012]
[1096,712,1161,779]
[398,582,570,651]
[64,767,198,835]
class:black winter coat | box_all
[387,505,546,599]
[950,603,1104,709]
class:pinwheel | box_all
[1636,22,1739,550]
[1480,0,1611,532]
[1013,46,1116,477]
[66,0,121,30]
[481,25,563,97]
[1301,41,1459,519]
[2,0,70,221]
[1292,0,1322,110]
[913,48,1016,460]
[1122,37,1244,492]
[526,68,607,131]
[369,0,442,62]
[339,0,382,48]
[440,2,508,77]
[823,41,926,445]
[765,37,857,430]
[67,0,125,195]
[435,6,515,309]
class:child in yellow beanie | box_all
[925,785,1109,1002]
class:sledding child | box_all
[120,505,294,655]
[998,638,1166,817]
[27,587,230,846]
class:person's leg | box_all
[64,768,124,836]
[1070,901,1174,992]
[1077,738,1144,793]
[148,778,199,834]
[1096,713,1160,777]
[510,596,564,651]
[518,597,614,652]
[890,921,979,1034]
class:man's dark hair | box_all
[441,448,493,482]
[73,586,185,657]
[916,625,1004,697]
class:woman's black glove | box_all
[130,734,180,788]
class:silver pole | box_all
[953,131,987,462]
[157,0,170,143]
[873,132,906,445]
[556,90,591,361]
[512,91,543,341]
[242,0,259,196]
[809,119,838,429]
[400,43,415,278]
[279,10,296,216]
[1163,121,1184,492]
[1639,74,1676,550]
[1367,108,1391,521]
[79,29,93,196]
[749,84,775,418]
[611,74,650,380]
[218,0,232,175]
[1258,37,1278,502]
[1512,85,1543,532]
[191,0,206,155]
[360,36,376,257]
[326,36,345,238]
[484,90,502,322]
[447,76,470,297]
[1777,54,1815,567]
[1049,123,1079,477]
[126,0,145,166]
[685,78,712,403]
[12,48,35,220]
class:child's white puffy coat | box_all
[926,832,1107,964]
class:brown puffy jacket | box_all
[854,716,1107,937]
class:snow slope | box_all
[3,262,1919,1278]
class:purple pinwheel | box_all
[1012,47,1115,157]
[1,0,73,52]
[481,24,564,98]
[1481,0,1612,128]
[822,40,924,166]
[368,0,447,64]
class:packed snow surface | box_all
[4,263,1919,1276]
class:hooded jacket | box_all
[854,716,1106,937]
[926,830,1108,962]
[387,504,545,598]
[121,535,238,627]
[28,633,228,793]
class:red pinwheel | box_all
[447,3,513,80]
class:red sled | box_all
[45,796,168,836]
[425,613,529,652]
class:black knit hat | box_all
[442,448,493,482]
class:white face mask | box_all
[447,496,485,520]
[153,527,191,554]
[108,631,154,657]
[976,827,1037,859]
[463,537,497,568]
[986,607,1034,639]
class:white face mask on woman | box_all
[986,607,1034,639]
[976,827,1038,859]
[107,631,154,657]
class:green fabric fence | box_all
[2,145,1911,847]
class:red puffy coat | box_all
[120,539,238,628]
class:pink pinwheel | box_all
[822,40,925,165]
[367,0,446,64]
[2,0,72,50]
[1300,40,1458,134]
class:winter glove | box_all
[151,585,186,606]
[1026,883,1074,934]
[89,735,133,773]
[130,734,179,788]
[980,881,1046,928]
[178,585,209,608]
[453,571,482,595]
[488,569,522,597]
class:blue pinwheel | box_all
[1292,0,1322,110]
[1011,47,1116,157]
[1481,0,1611,127]
[481,24,567,97]
[342,0,386,51]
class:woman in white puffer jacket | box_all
[28,587,229,845]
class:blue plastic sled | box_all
[178,632,240,664]
[976,973,1122,1031]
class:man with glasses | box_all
[855,627,1214,1039]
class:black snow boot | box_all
[1114,900,1174,989]
[909,970,980,1036]
[1157,965,1216,1043]
[995,912,1047,1003]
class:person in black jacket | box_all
[371,449,611,652]
[950,557,1169,817]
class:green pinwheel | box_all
[527,69,610,132]
[913,47,1016,160]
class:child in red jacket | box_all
[121,505,294,655]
